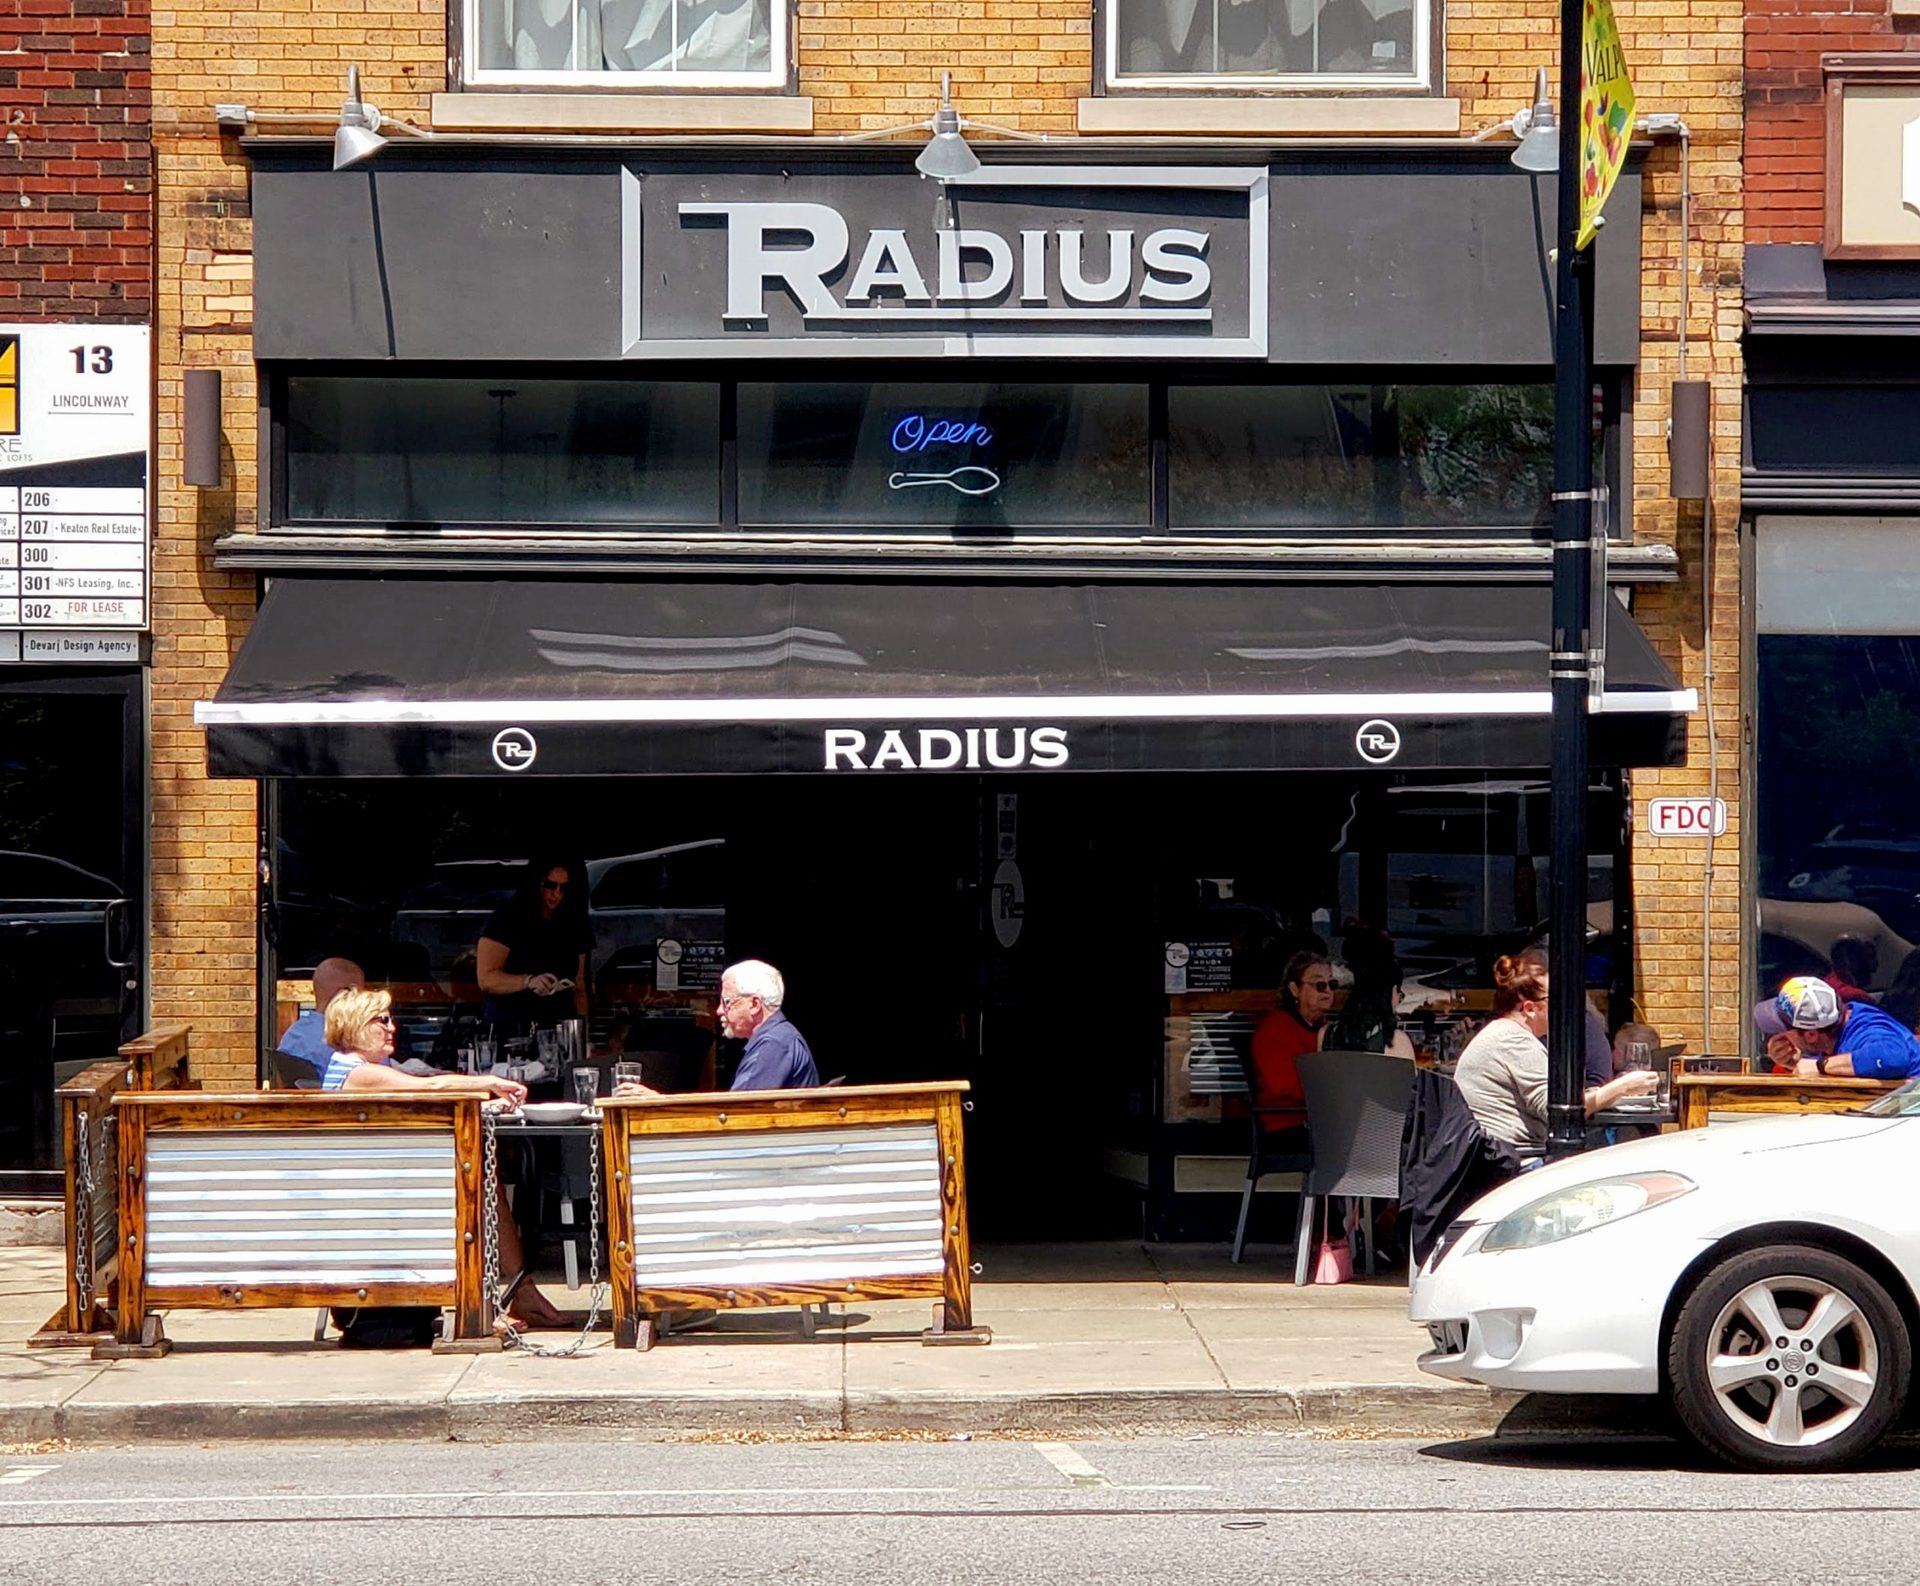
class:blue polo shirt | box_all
[732,1011,819,1092]
[1837,1000,1920,1080]
[276,1010,330,1084]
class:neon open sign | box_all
[890,414,994,453]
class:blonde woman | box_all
[320,987,565,1328]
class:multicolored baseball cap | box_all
[1753,975,1842,1035]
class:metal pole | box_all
[1546,7,1596,1161]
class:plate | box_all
[518,1102,587,1125]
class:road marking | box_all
[0,1483,1206,1511]
[1032,1444,1111,1488]
[0,1469,56,1486]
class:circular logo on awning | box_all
[1355,719,1402,765]
[491,727,538,772]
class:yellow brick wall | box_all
[149,1,1745,1079]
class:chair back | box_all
[1295,1049,1413,1199]
[266,1050,323,1090]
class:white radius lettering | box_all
[681,201,850,323]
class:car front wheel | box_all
[1669,1243,1911,1471]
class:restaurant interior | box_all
[265,768,1632,1245]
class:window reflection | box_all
[1111,0,1420,81]
[285,378,722,527]
[1168,383,1557,531]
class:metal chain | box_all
[480,1109,606,1358]
[481,1108,505,1338]
[73,1108,94,1314]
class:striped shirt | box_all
[321,1051,365,1091]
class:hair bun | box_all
[1491,954,1521,987]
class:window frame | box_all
[456,0,791,92]
[266,361,1630,545]
[1096,0,1440,95]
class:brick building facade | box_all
[144,0,1745,1175]
[1,0,152,1194]
[2,0,151,322]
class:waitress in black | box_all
[475,856,593,1036]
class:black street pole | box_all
[1546,12,1596,1162]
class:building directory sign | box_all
[0,324,150,650]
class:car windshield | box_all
[1859,1078,1920,1118]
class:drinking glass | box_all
[612,1060,646,1093]
[573,1067,601,1106]
[1623,1041,1664,1105]
[536,1028,559,1070]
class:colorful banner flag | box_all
[1577,0,1635,251]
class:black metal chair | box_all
[1230,1041,1312,1265]
[1291,1050,1415,1285]
[266,1050,324,1090]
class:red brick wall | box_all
[1748,0,1915,242]
[0,0,152,320]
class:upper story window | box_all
[1106,0,1429,89]
[463,0,784,88]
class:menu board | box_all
[0,324,151,635]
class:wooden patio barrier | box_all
[600,1082,989,1351]
[27,1060,134,1348]
[118,1022,194,1092]
[1674,1072,1903,1132]
[31,1023,196,1348]
[98,1092,495,1359]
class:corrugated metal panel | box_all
[144,1129,457,1286]
[628,1122,944,1288]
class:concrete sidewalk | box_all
[0,1241,1635,1444]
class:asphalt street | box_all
[4,1432,1920,1584]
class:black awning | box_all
[196,579,1693,778]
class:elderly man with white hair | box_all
[718,959,820,1091]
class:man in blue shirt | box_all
[721,959,820,1091]
[276,957,364,1084]
[1761,976,1920,1080]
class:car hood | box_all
[1457,1113,1911,1223]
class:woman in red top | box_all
[1250,951,1336,1137]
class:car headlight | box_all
[1479,1172,1695,1253]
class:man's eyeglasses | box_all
[718,993,760,1011]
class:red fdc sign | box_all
[1644,797,1728,838]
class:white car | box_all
[1410,1090,1920,1470]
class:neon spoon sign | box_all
[887,412,1001,495]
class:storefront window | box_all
[737,382,1152,531]
[1755,518,1920,1005]
[1749,386,1920,477]
[284,377,722,527]
[1107,0,1428,88]
[462,0,783,87]
[1167,383,1556,531]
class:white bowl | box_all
[518,1102,587,1125]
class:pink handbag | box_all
[1310,1199,1355,1285]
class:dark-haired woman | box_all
[1455,955,1656,1154]
[475,857,592,1037]
[1320,928,1415,1059]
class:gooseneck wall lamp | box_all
[215,66,433,171]
[848,71,1051,181]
